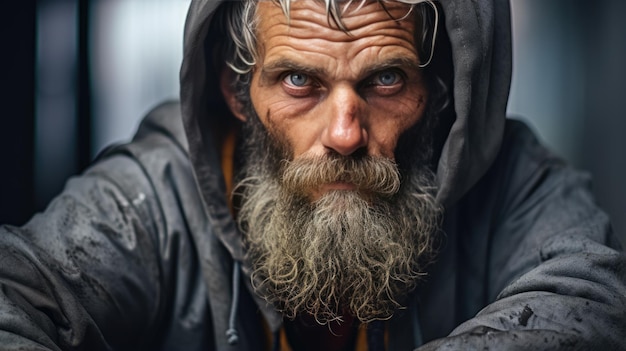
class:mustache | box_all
[280,154,401,197]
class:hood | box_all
[179,0,512,258]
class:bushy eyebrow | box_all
[361,57,421,77]
[260,59,326,84]
[259,55,420,83]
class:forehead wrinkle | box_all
[256,1,420,82]
[290,0,414,32]
[264,10,419,58]
[258,0,416,43]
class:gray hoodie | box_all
[1,0,624,350]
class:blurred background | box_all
[1,0,625,245]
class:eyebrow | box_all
[259,59,326,84]
[361,56,421,76]
[259,55,421,83]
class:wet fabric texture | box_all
[1,0,625,350]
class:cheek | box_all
[252,103,323,159]
[251,84,325,158]
[368,122,409,158]
[270,118,325,158]
[369,91,428,157]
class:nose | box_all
[320,86,368,156]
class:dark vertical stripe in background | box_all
[0,3,36,225]
[77,0,92,169]
[0,0,92,225]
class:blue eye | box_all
[285,72,309,87]
[374,70,401,86]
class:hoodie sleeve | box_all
[0,154,163,350]
[418,120,626,350]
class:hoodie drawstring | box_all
[226,260,241,345]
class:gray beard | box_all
[235,112,442,324]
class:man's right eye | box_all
[283,72,310,87]
[281,72,317,97]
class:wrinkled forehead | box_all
[259,0,417,31]
[254,0,420,63]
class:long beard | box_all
[235,113,442,324]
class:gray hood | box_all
[179,0,512,258]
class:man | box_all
[1,0,624,350]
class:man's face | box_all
[235,1,440,324]
[249,0,428,199]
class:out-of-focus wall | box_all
[581,0,626,247]
[509,0,626,245]
[509,1,586,165]
[35,0,79,210]
[90,0,190,155]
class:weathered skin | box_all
[0,0,624,350]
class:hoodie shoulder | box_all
[133,101,189,153]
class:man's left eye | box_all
[372,70,402,86]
